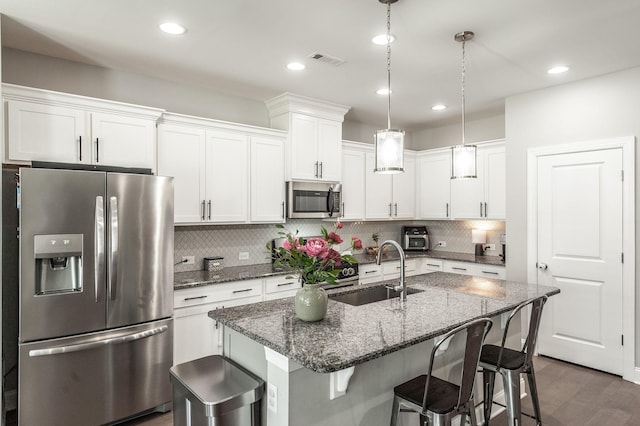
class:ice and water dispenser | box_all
[34,234,83,295]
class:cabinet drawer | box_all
[474,265,505,279]
[443,261,505,279]
[359,263,382,284]
[383,259,418,277]
[422,259,444,272]
[174,279,263,309]
[264,275,301,294]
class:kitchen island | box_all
[210,272,558,426]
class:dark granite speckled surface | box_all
[209,272,559,373]
[175,250,504,289]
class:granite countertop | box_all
[175,250,505,290]
[209,272,559,373]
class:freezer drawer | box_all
[18,318,173,426]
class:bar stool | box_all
[479,295,548,426]
[390,318,493,426]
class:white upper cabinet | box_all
[451,141,505,219]
[265,93,349,182]
[4,84,163,169]
[250,135,286,223]
[341,142,367,221]
[157,113,286,225]
[365,151,416,220]
[417,150,452,219]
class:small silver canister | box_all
[204,256,224,272]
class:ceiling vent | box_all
[308,52,346,66]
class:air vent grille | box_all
[308,52,346,66]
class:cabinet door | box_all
[7,100,87,164]
[451,151,485,219]
[91,113,156,169]
[205,130,249,223]
[174,303,221,365]
[317,119,342,181]
[392,156,416,219]
[289,113,318,180]
[157,124,206,223]
[365,152,393,219]
[341,147,366,220]
[417,151,451,219]
[250,136,285,223]
[484,146,506,219]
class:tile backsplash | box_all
[174,219,505,272]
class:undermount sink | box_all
[328,285,423,306]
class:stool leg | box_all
[502,369,522,426]
[526,365,542,426]
[390,395,401,426]
[468,397,479,426]
[482,369,496,425]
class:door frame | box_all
[526,136,635,382]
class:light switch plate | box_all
[239,252,249,260]
[267,383,277,413]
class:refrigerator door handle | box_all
[27,325,169,357]
[108,196,119,301]
[95,196,104,303]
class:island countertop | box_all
[209,272,559,373]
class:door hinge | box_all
[621,335,624,346]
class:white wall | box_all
[505,66,640,364]
[412,114,505,150]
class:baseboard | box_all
[4,389,17,411]
[634,367,640,385]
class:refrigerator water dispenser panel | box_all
[34,234,83,295]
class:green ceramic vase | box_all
[295,283,328,322]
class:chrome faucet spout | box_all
[375,240,407,303]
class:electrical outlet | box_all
[485,244,496,251]
[437,241,447,247]
[267,383,277,413]
[181,255,195,265]
[239,252,249,260]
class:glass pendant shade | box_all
[451,144,477,179]
[374,129,405,173]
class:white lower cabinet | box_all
[359,263,383,284]
[419,258,443,274]
[263,275,301,301]
[173,279,262,365]
[382,259,418,280]
[443,261,505,279]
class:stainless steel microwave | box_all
[287,182,341,219]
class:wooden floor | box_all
[11,356,638,426]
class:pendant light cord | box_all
[386,1,392,130]
[461,36,466,147]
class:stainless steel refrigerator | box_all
[17,166,174,425]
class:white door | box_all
[364,152,393,219]
[250,136,285,223]
[392,156,416,219]
[316,118,342,181]
[289,113,318,181]
[484,145,506,219]
[417,151,451,219]
[157,124,206,223]
[91,113,155,169]
[341,147,366,221]
[536,148,623,375]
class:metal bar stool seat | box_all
[390,318,493,426]
[479,295,548,426]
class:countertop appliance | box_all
[287,181,341,219]
[401,226,429,251]
[17,166,174,425]
[271,237,358,288]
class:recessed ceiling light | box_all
[376,88,392,95]
[159,22,186,35]
[547,65,569,74]
[432,104,447,111]
[286,62,306,71]
[372,34,396,45]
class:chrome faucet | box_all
[376,240,407,303]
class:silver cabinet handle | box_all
[452,267,467,271]
[184,295,208,301]
[79,135,82,161]
[108,196,119,301]
[480,202,483,217]
[201,200,206,220]
[481,270,499,275]
[389,203,393,217]
[484,202,488,217]
[426,263,440,267]
[365,270,378,274]
[232,288,253,294]
[537,263,548,270]
[28,325,168,357]
[95,138,100,163]
[446,203,449,217]
[314,161,319,178]
[282,201,285,219]
[394,203,398,216]
[277,282,295,287]
[94,196,104,303]
[208,200,212,220]
[319,161,323,178]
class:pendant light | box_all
[374,0,405,174]
[451,31,477,179]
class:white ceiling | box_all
[1,0,640,130]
